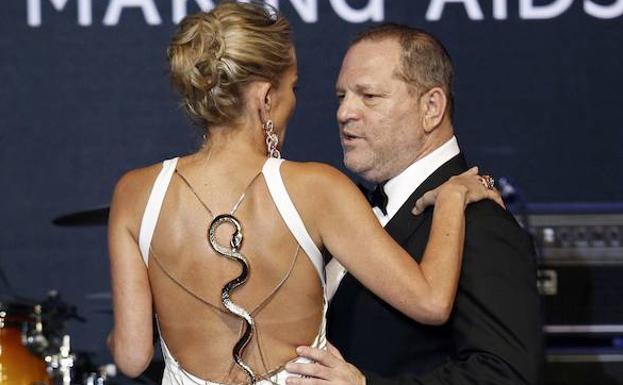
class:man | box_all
[286,24,543,385]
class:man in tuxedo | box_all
[286,24,543,385]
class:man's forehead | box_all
[336,71,381,89]
[337,54,400,90]
[349,38,401,59]
[342,41,400,72]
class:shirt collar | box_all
[373,136,460,225]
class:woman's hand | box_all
[412,167,505,215]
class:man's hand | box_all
[285,342,366,385]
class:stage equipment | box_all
[0,293,116,385]
[0,300,50,385]
[521,202,623,385]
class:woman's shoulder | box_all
[279,160,360,199]
[113,158,176,198]
[110,157,180,230]
[280,160,350,185]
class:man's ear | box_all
[258,82,273,123]
[421,87,447,133]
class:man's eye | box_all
[363,93,379,100]
[336,94,345,102]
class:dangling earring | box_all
[263,119,281,159]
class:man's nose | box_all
[337,94,358,125]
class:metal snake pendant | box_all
[208,214,257,384]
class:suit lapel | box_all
[384,154,468,246]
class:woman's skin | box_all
[107,56,502,378]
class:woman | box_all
[107,2,502,385]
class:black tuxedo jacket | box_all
[328,154,543,385]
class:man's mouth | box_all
[342,131,362,143]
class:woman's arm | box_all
[312,165,495,325]
[107,170,155,377]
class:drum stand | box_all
[46,335,75,385]
[23,304,49,354]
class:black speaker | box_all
[523,205,623,384]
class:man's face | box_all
[336,39,426,183]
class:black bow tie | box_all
[365,183,389,216]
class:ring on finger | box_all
[480,175,495,190]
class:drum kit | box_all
[0,207,121,385]
[0,293,115,385]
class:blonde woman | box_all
[107,2,502,385]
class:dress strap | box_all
[138,157,179,266]
[261,158,325,286]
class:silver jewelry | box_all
[209,214,256,384]
[481,175,495,190]
[263,120,281,159]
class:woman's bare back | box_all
[142,155,326,384]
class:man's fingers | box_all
[286,376,329,385]
[285,363,330,380]
[412,198,424,215]
[289,346,366,385]
[326,342,344,360]
[296,346,338,367]
[412,190,436,215]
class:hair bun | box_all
[167,2,293,128]
[169,13,225,94]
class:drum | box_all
[0,301,50,385]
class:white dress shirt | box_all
[326,136,461,300]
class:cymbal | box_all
[52,206,110,226]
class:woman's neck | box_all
[194,122,269,165]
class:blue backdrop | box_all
[1,0,622,367]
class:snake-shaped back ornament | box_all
[209,214,257,384]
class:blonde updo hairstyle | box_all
[167,1,294,129]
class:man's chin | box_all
[343,155,363,174]
[343,157,378,182]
